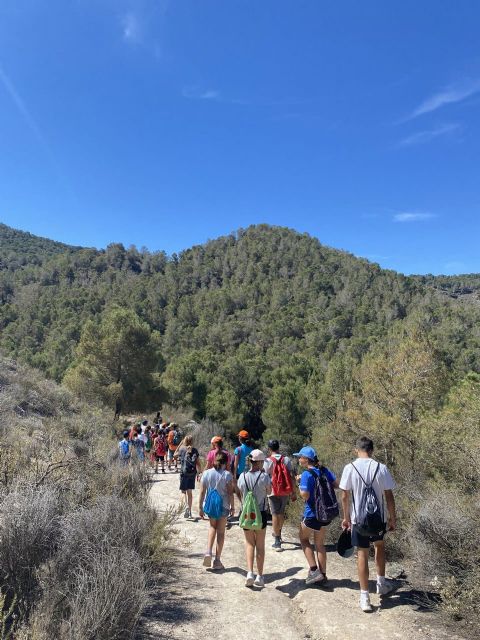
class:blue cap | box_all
[293,446,317,460]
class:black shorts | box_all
[180,474,196,491]
[155,454,165,461]
[260,510,268,529]
[302,517,331,531]
[351,524,386,548]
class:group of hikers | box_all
[119,421,396,612]
[118,416,182,473]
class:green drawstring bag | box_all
[239,472,263,530]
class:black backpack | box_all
[351,462,385,536]
[307,467,339,523]
[182,448,198,475]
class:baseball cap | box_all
[337,528,354,558]
[249,449,266,462]
[238,430,249,438]
[292,446,317,460]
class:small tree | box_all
[64,307,163,414]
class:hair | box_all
[214,451,228,470]
[184,435,193,447]
[268,439,280,452]
[356,436,374,453]
[214,439,223,450]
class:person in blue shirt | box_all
[233,430,255,513]
[293,446,339,586]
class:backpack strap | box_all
[214,470,225,491]
[350,461,382,521]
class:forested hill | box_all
[1,222,480,440]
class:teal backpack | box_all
[239,472,263,530]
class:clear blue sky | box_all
[1,1,479,275]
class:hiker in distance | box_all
[237,449,272,588]
[175,434,202,518]
[294,446,339,585]
[263,439,296,551]
[339,436,397,612]
[198,451,235,571]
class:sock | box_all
[377,576,386,586]
[310,565,318,572]
[360,590,369,597]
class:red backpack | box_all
[270,455,294,496]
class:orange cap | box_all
[238,430,249,438]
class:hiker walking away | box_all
[153,427,167,474]
[167,423,181,472]
[176,435,201,518]
[233,430,254,480]
[339,436,397,612]
[264,439,296,551]
[132,431,145,464]
[205,436,233,471]
[118,430,131,465]
[294,446,339,586]
[237,450,271,588]
[198,451,234,570]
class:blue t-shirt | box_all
[234,443,254,475]
[299,466,336,520]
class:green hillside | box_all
[0,222,479,436]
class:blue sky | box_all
[0,1,479,275]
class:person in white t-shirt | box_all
[339,436,397,612]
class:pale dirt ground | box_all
[140,470,466,640]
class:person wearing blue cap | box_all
[293,445,339,585]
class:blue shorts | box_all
[351,524,386,548]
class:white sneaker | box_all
[305,568,325,585]
[254,575,265,588]
[377,580,396,596]
[360,594,373,612]
[245,571,255,587]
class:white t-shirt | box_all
[339,458,395,524]
[263,454,293,497]
[201,468,233,511]
[237,470,271,511]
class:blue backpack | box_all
[119,439,130,459]
[203,472,225,519]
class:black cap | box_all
[267,439,280,451]
[337,528,354,558]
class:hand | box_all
[342,518,351,531]
[387,517,396,532]
[290,493,297,502]
[199,509,205,519]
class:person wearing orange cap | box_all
[205,437,233,471]
[233,430,254,480]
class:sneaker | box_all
[377,580,396,596]
[245,571,255,587]
[272,537,282,552]
[360,594,373,612]
[305,569,325,585]
[212,559,224,571]
[184,508,190,518]
[254,575,265,588]
[203,554,212,568]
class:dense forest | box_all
[1,221,480,628]
[1,222,480,444]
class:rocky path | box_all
[141,470,463,640]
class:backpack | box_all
[203,472,225,519]
[182,448,198,475]
[155,434,166,454]
[351,462,385,537]
[173,430,182,446]
[119,440,130,459]
[239,472,263,530]
[307,467,339,523]
[270,455,294,496]
[145,433,152,452]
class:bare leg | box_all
[272,513,285,537]
[186,489,193,511]
[299,524,317,568]
[207,519,217,555]
[357,547,370,591]
[255,528,266,576]
[374,540,386,578]
[244,529,256,573]
[215,517,227,559]
[313,527,327,575]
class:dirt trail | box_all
[142,470,463,640]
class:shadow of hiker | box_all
[276,575,359,598]
[377,585,441,612]
[264,566,304,582]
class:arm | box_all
[341,490,351,530]
[332,479,340,489]
[233,451,240,478]
[384,489,396,531]
[226,479,235,515]
[198,483,206,519]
